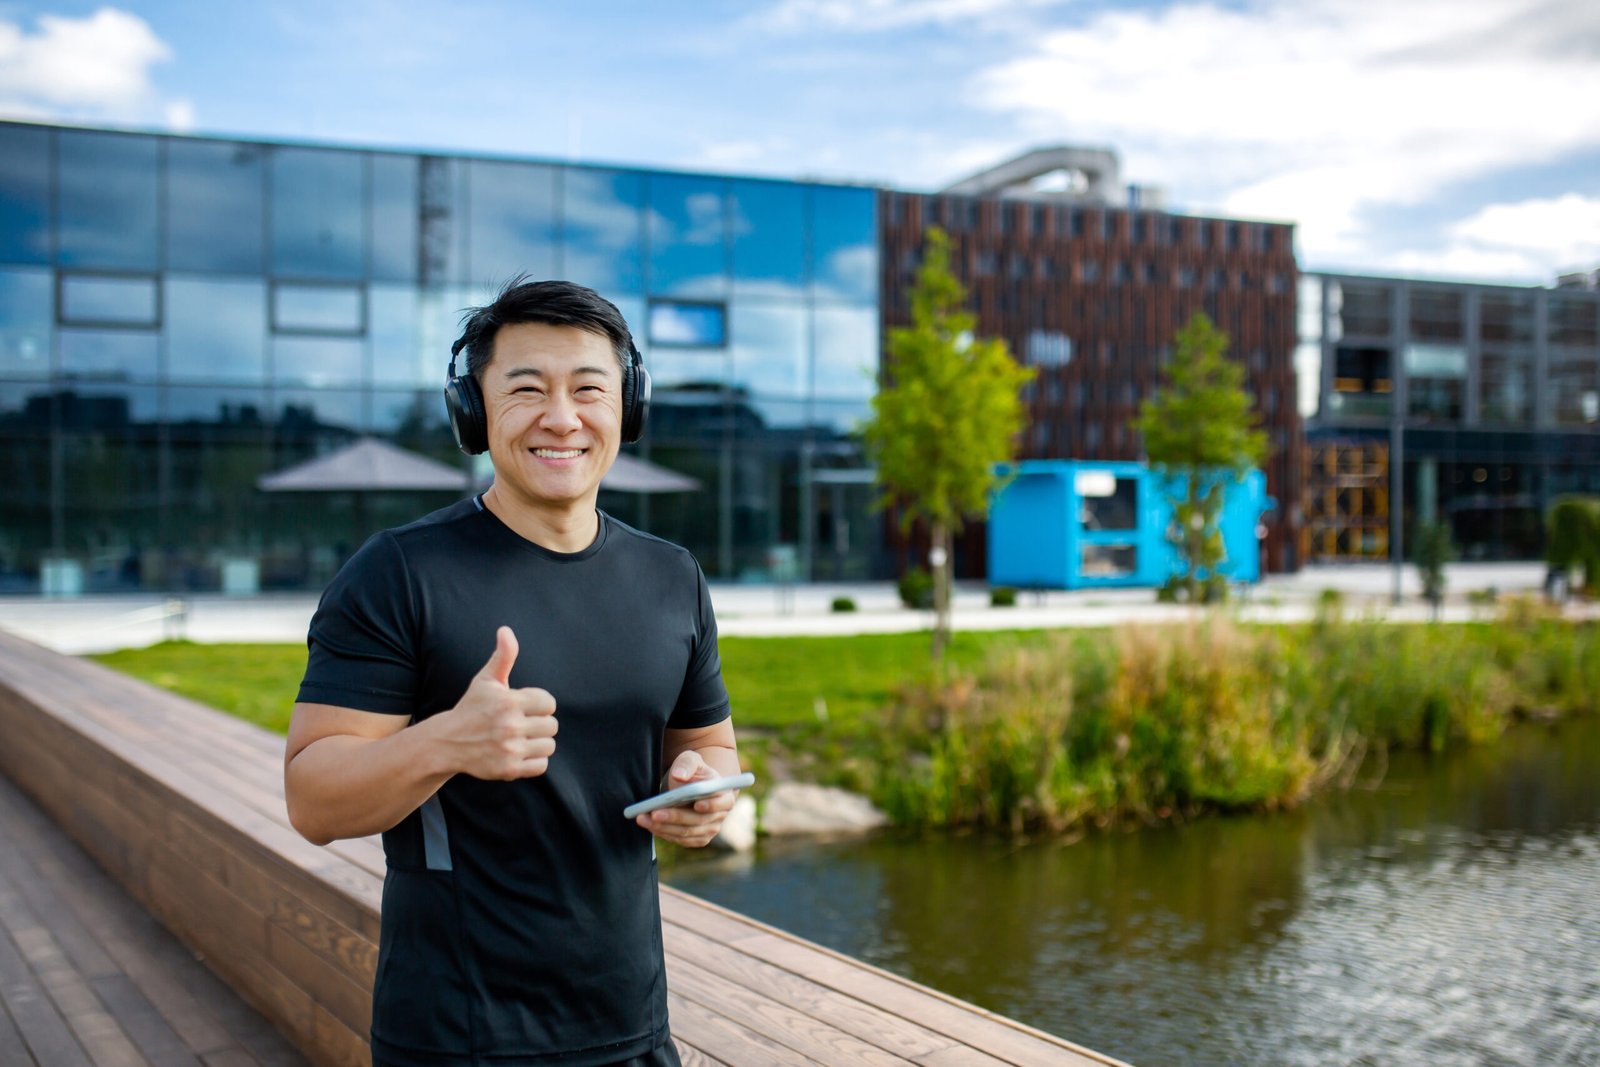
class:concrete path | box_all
[0,562,1577,655]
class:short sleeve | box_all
[296,532,420,715]
[667,561,731,730]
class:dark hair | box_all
[453,276,634,379]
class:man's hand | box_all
[636,749,739,848]
[434,626,558,780]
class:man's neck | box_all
[481,484,601,554]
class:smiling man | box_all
[283,279,740,1067]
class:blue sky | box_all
[1,0,1597,284]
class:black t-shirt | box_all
[297,499,730,1066]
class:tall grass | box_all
[875,607,1600,833]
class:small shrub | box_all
[830,596,857,613]
[990,586,1018,608]
[897,567,934,609]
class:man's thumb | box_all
[480,626,518,686]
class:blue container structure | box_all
[988,461,1274,590]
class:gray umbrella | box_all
[257,437,469,492]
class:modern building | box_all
[0,119,882,593]
[1298,271,1600,563]
[881,147,1303,575]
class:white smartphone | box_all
[623,772,755,820]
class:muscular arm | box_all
[284,626,557,846]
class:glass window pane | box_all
[561,168,643,296]
[649,300,726,347]
[166,384,269,427]
[58,131,159,270]
[648,352,727,392]
[166,276,266,382]
[730,302,806,399]
[811,398,871,434]
[60,274,159,326]
[731,180,805,298]
[0,125,52,264]
[1409,287,1463,342]
[1550,295,1598,346]
[59,329,158,381]
[814,305,877,400]
[273,388,365,438]
[272,336,364,386]
[811,186,877,303]
[370,285,432,387]
[272,148,366,279]
[1337,281,1391,337]
[371,389,458,460]
[0,268,52,377]
[647,174,727,298]
[59,382,161,423]
[468,160,557,285]
[371,154,419,282]
[166,139,265,273]
[273,283,364,333]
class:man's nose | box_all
[539,393,582,432]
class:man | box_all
[284,278,740,1067]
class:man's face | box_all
[481,321,622,518]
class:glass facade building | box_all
[0,120,881,593]
[1299,272,1600,562]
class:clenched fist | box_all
[440,626,558,780]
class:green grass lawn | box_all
[90,629,1059,740]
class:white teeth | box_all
[533,448,583,459]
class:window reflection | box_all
[166,277,266,382]
[647,174,727,298]
[0,124,52,264]
[273,283,365,334]
[811,186,877,303]
[272,148,366,279]
[273,336,365,386]
[272,388,365,440]
[731,180,805,298]
[60,274,160,327]
[649,300,727,347]
[369,285,431,387]
[371,154,419,283]
[0,269,52,377]
[165,385,269,429]
[730,302,806,399]
[647,349,728,391]
[59,330,158,382]
[811,398,871,434]
[469,161,557,285]
[813,305,877,400]
[167,140,265,273]
[562,168,644,295]
[58,131,160,270]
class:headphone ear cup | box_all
[621,348,650,444]
[444,374,489,455]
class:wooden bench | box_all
[0,630,1125,1067]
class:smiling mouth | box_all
[531,448,585,459]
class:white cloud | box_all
[0,7,174,120]
[973,0,1600,275]
[1372,194,1600,282]
[758,0,1064,33]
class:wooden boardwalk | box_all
[0,630,1125,1066]
[0,771,309,1066]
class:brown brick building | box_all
[879,170,1305,574]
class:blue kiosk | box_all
[988,460,1274,590]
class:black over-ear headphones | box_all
[443,332,651,455]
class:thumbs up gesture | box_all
[441,626,559,780]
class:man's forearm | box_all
[285,723,454,845]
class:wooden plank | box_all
[666,991,820,1067]
[88,974,205,1067]
[0,907,94,1067]
[667,950,914,1065]
[665,926,956,1060]
[673,1038,730,1067]
[0,993,36,1067]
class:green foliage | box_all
[1134,313,1268,603]
[830,596,858,613]
[861,226,1035,655]
[1546,496,1600,593]
[990,586,1018,608]
[1413,521,1454,611]
[898,566,934,609]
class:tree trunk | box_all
[931,521,951,660]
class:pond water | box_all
[665,717,1600,1066]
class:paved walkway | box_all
[0,562,1572,655]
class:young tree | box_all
[862,227,1035,658]
[1133,312,1268,603]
